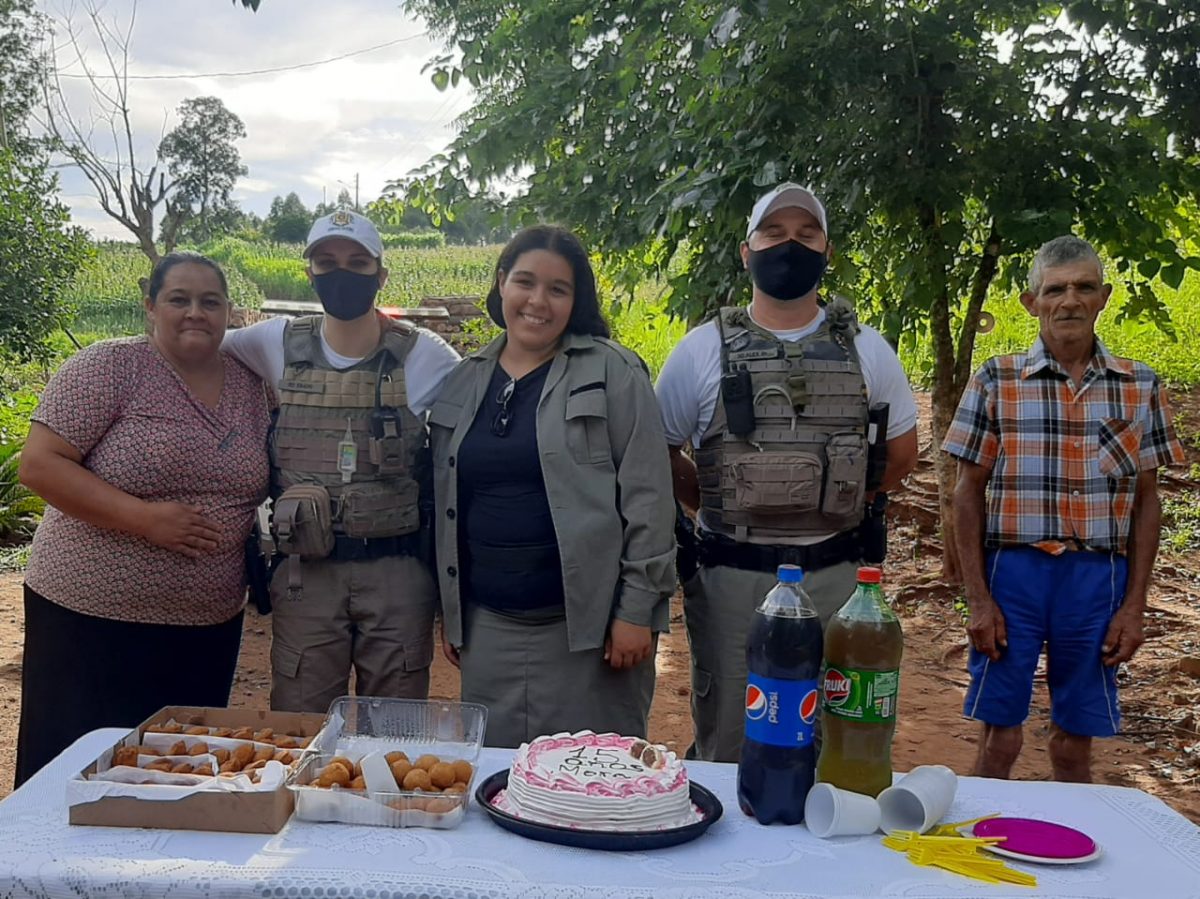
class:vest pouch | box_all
[338,479,419,539]
[273,485,334,560]
[822,432,867,517]
[369,407,410,476]
[730,452,821,513]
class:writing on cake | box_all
[493,731,701,831]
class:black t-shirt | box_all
[456,360,565,611]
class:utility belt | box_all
[689,492,889,576]
[270,483,420,600]
[697,529,864,574]
[270,483,416,560]
[330,533,420,562]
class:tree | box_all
[0,151,92,362]
[40,0,188,266]
[403,0,1200,577]
[265,192,312,243]
[0,0,91,361]
[159,97,248,244]
[0,0,44,159]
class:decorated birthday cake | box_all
[493,731,700,831]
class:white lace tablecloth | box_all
[2,729,1198,899]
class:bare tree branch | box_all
[38,0,171,265]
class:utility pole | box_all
[355,173,360,211]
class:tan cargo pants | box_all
[683,559,859,762]
[269,553,437,713]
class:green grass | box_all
[1163,491,1200,553]
[0,543,31,571]
[50,240,1200,389]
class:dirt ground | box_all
[0,393,1197,822]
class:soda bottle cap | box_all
[777,564,804,584]
[857,566,882,584]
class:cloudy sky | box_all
[41,0,470,240]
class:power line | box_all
[55,34,427,81]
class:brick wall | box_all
[234,295,490,355]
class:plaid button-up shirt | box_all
[943,338,1185,555]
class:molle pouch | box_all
[338,479,419,538]
[272,485,334,560]
[368,407,408,475]
[730,451,821,513]
[866,402,891,490]
[721,368,756,436]
[861,493,888,563]
[822,433,867,517]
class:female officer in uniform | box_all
[429,225,676,747]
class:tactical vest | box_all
[271,315,424,538]
[695,300,870,544]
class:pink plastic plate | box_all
[961,817,1102,865]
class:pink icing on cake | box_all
[495,731,700,831]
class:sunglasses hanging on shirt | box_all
[491,377,516,437]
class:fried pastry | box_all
[314,763,351,788]
[402,768,432,791]
[426,796,458,814]
[413,754,440,772]
[429,762,456,789]
[390,760,413,785]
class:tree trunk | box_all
[930,369,963,583]
[932,230,1002,584]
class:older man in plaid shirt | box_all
[943,235,1185,783]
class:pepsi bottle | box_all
[737,564,824,825]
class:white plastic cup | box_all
[804,782,882,838]
[877,765,958,835]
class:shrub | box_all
[0,443,43,541]
[381,231,445,250]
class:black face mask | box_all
[747,240,828,301]
[312,269,379,321]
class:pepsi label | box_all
[744,674,820,748]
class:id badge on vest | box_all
[337,417,357,483]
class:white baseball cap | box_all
[303,209,383,259]
[746,183,828,238]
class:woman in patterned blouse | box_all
[14,252,271,787]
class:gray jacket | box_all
[429,331,676,652]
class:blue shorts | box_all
[963,547,1128,737]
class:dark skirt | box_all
[459,602,656,748]
[14,583,243,788]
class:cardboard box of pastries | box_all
[67,705,326,833]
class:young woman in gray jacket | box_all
[428,225,676,748]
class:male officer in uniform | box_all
[656,183,919,761]
[223,209,460,712]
